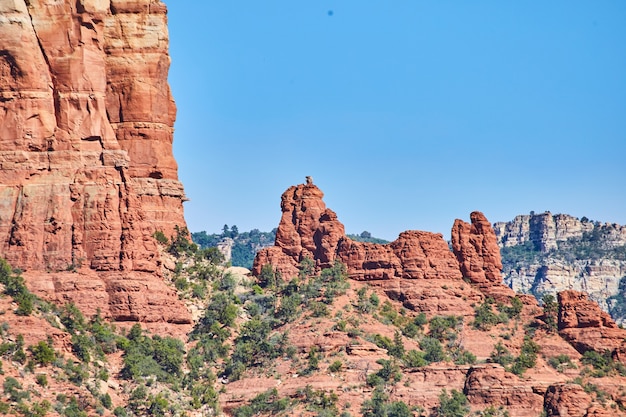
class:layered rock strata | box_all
[495,213,626,323]
[558,290,626,360]
[0,0,189,323]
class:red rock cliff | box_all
[0,0,189,324]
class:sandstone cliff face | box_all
[493,213,600,251]
[0,0,189,323]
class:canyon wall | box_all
[0,0,189,323]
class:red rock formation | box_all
[558,290,626,358]
[464,365,544,416]
[253,183,345,277]
[0,0,189,324]
[451,212,515,300]
[543,384,592,417]
[253,182,463,285]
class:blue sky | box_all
[167,2,626,241]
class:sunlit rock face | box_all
[0,0,189,324]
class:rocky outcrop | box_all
[253,182,464,284]
[543,384,593,417]
[451,212,515,300]
[0,0,189,324]
[464,365,544,416]
[558,290,626,358]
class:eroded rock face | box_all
[0,0,189,324]
[558,290,626,358]
[451,212,514,300]
[253,182,464,284]
[464,365,544,416]
[543,384,592,417]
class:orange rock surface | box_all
[558,290,626,358]
[0,0,189,324]
[452,211,516,300]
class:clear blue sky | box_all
[167,2,626,241]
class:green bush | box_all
[548,354,575,372]
[153,230,168,245]
[420,337,446,363]
[29,340,56,365]
[490,342,514,367]
[436,389,469,417]
[473,299,507,330]
[232,388,290,417]
[511,337,540,375]
[404,349,427,368]
[429,316,461,341]
[329,360,343,373]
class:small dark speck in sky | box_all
[327,10,334,17]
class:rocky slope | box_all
[2,180,626,416]
[494,212,626,324]
[0,0,189,324]
[249,180,626,416]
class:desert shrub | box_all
[119,326,185,383]
[113,407,127,417]
[297,385,339,414]
[429,315,462,341]
[366,359,402,387]
[275,293,301,323]
[388,330,405,359]
[29,340,56,365]
[153,230,168,245]
[541,294,559,332]
[329,360,343,373]
[168,225,198,257]
[490,342,514,367]
[4,376,29,402]
[371,333,393,351]
[36,374,48,387]
[498,296,523,319]
[258,264,280,289]
[404,349,428,368]
[356,287,378,314]
[436,389,470,417]
[453,349,476,365]
[511,336,540,375]
[548,354,575,372]
[473,298,507,330]
[232,388,289,417]
[420,337,446,363]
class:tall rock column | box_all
[451,211,514,300]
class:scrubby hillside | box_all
[2,217,626,416]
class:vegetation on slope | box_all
[1,228,626,416]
